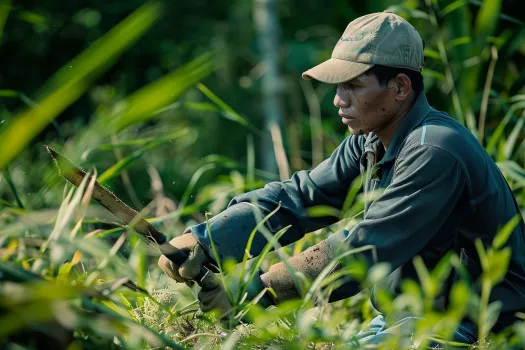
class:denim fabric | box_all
[354,314,477,349]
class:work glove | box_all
[198,268,276,322]
[157,231,213,285]
[198,240,335,318]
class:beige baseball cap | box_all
[302,11,425,84]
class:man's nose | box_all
[333,88,349,108]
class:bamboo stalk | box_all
[253,0,288,177]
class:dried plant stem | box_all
[111,134,143,210]
[478,46,499,145]
[427,0,465,126]
[269,121,290,180]
[288,80,304,171]
[300,79,324,167]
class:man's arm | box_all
[188,135,364,264]
[321,142,466,301]
[194,140,468,310]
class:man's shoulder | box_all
[404,108,479,159]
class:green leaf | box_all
[100,300,137,321]
[197,83,261,136]
[364,262,391,287]
[118,293,132,308]
[0,89,18,97]
[183,101,220,112]
[112,52,215,131]
[486,101,525,155]
[430,252,452,285]
[340,174,364,218]
[449,36,471,48]
[423,48,441,60]
[486,247,511,285]
[475,238,489,271]
[118,293,139,321]
[449,280,470,311]
[305,205,340,218]
[474,0,502,40]
[504,114,525,160]
[497,161,525,188]
[440,0,467,17]
[485,300,503,332]
[413,256,434,297]
[492,215,521,249]
[17,10,47,25]
[372,288,394,314]
[0,2,162,171]
[98,137,172,184]
[57,262,74,281]
[422,69,446,81]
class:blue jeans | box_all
[354,314,478,348]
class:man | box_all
[159,11,525,346]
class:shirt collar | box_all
[368,92,431,164]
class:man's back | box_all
[409,110,525,331]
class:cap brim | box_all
[302,58,374,84]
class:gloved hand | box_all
[198,241,335,318]
[198,268,276,320]
[157,232,213,285]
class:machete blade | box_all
[46,145,219,288]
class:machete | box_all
[46,146,218,289]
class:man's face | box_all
[334,72,399,135]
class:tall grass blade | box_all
[197,83,262,136]
[98,136,178,184]
[485,101,525,155]
[112,52,215,131]
[0,2,162,170]
[492,215,521,249]
[496,161,525,188]
[98,128,189,150]
[503,114,524,160]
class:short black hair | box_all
[365,65,424,95]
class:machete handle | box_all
[160,243,219,290]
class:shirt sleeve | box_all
[189,135,363,264]
[325,142,466,301]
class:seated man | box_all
[159,11,525,347]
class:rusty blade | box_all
[46,146,220,289]
[45,146,165,245]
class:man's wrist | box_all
[259,271,271,289]
[262,240,335,303]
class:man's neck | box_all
[375,94,416,150]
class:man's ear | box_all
[393,73,412,101]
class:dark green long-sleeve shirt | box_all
[187,92,525,332]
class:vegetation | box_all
[1,0,525,348]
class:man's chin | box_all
[347,126,366,135]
